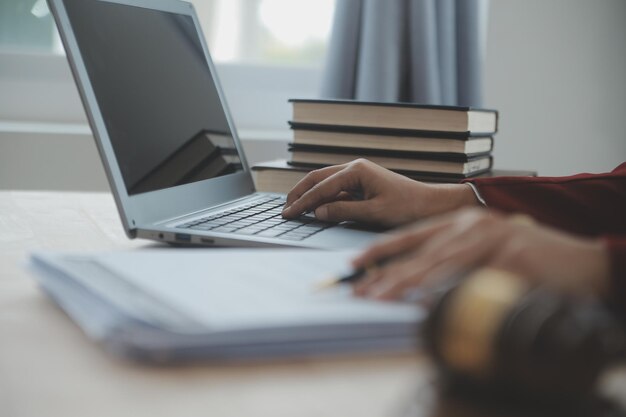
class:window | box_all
[198,0,335,67]
[193,0,337,130]
[0,0,336,64]
[0,0,62,53]
[0,0,337,131]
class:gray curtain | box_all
[321,0,489,107]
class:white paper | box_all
[29,249,425,361]
[82,249,421,329]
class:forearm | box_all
[604,236,626,319]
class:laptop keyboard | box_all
[177,196,334,241]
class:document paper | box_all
[29,249,424,362]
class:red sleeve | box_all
[463,162,626,237]
[464,163,626,317]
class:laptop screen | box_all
[65,0,243,195]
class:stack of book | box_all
[253,99,500,194]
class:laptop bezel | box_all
[49,0,257,237]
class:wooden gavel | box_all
[423,268,626,401]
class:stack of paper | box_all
[29,249,424,363]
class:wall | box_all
[485,0,626,176]
[0,127,289,192]
[1,0,625,190]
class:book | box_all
[28,249,423,362]
[289,122,494,156]
[254,160,324,194]
[288,145,492,176]
[252,160,536,194]
[290,99,498,134]
[253,160,470,194]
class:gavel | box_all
[423,268,626,401]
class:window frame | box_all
[0,51,323,134]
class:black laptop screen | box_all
[64,0,243,195]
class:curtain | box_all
[320,0,489,107]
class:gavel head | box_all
[423,268,625,401]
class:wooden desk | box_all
[2,191,625,417]
[0,191,425,417]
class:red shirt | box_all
[465,162,626,314]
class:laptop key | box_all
[257,229,285,238]
[263,219,284,226]
[282,229,311,236]
[278,234,306,241]
[191,224,217,230]
[272,225,298,232]
[235,227,266,235]
[221,213,246,220]
[284,221,306,228]
[212,226,239,233]
[229,219,256,227]
[294,227,322,235]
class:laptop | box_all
[49,0,380,249]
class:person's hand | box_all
[282,159,479,227]
[351,208,611,300]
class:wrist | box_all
[586,239,611,299]
[419,183,482,218]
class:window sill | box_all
[0,120,290,191]
[0,120,292,142]
[0,120,90,135]
[0,52,322,130]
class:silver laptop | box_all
[49,0,379,248]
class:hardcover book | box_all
[290,99,498,135]
[253,160,536,194]
[289,122,493,156]
[288,144,492,176]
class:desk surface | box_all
[3,191,625,417]
[0,191,426,417]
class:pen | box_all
[314,263,379,291]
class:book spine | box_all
[288,122,482,139]
[287,144,489,162]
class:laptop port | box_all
[175,233,191,243]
